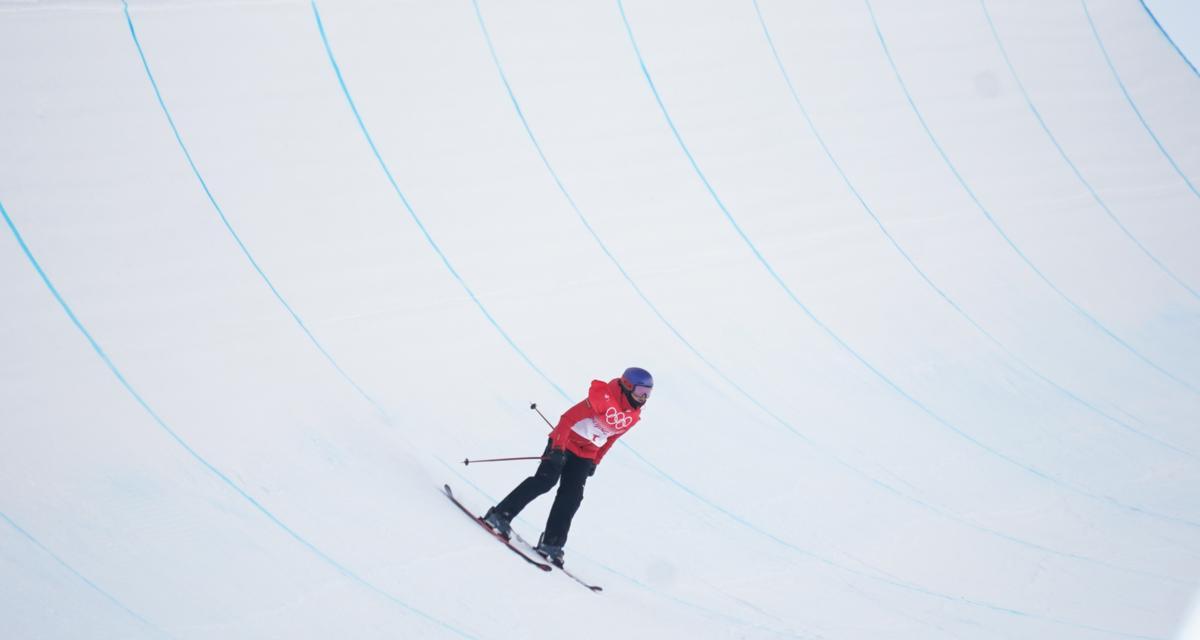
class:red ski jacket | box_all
[548,378,643,465]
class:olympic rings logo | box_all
[604,407,633,430]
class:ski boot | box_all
[481,507,512,539]
[535,533,566,567]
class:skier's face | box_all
[622,380,652,407]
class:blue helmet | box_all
[620,367,653,405]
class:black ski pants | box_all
[494,439,594,547]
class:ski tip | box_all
[442,483,453,495]
[589,585,603,592]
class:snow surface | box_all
[1,0,1198,638]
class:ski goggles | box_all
[630,384,653,401]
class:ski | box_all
[443,484,551,572]
[509,530,604,593]
[547,558,603,593]
[560,567,602,592]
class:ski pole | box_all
[462,455,545,466]
[463,403,558,466]
[530,402,554,428]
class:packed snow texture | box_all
[2,0,1198,638]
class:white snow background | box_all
[2,0,1198,638]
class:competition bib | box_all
[571,418,609,446]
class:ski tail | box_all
[443,484,552,572]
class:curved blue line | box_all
[463,0,1197,619]
[980,0,1200,304]
[307,0,1188,630]
[471,0,1191,588]
[0,511,171,638]
[861,0,1199,396]
[309,0,569,402]
[1136,0,1200,79]
[307,0,1188,627]
[0,200,475,640]
[754,0,1198,458]
[120,1,389,422]
[614,2,1179,636]
[616,0,1200,533]
[1081,0,1200,202]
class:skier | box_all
[483,367,653,566]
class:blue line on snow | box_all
[980,0,1200,303]
[755,0,1199,457]
[120,1,389,422]
[306,0,1181,632]
[471,0,1191,587]
[616,0,1199,533]
[1136,0,1200,79]
[309,0,569,402]
[0,510,170,638]
[612,7,1193,634]
[1080,0,1200,203]
[461,0,1180,625]
[861,0,1199,396]
[0,199,475,640]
